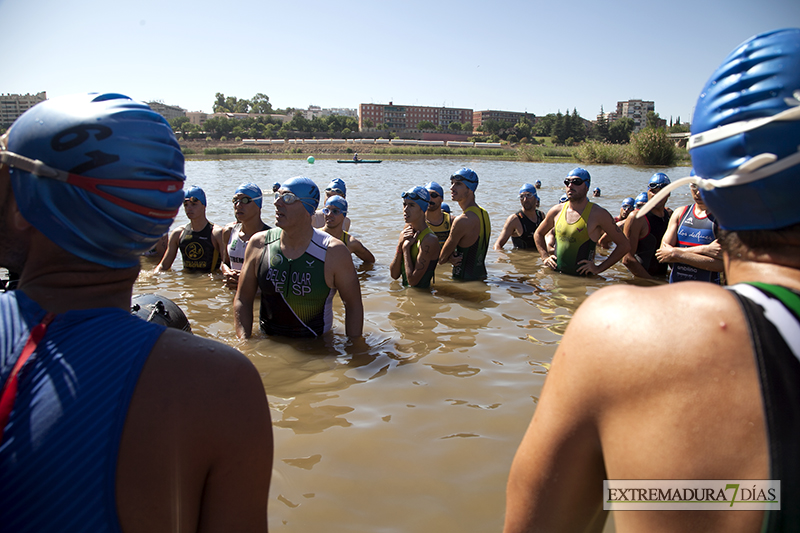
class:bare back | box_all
[505,282,767,532]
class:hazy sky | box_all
[2,0,798,123]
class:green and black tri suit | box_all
[401,226,437,289]
[179,222,221,272]
[256,228,335,338]
[554,202,596,276]
[452,206,491,281]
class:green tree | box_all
[417,120,435,130]
[363,118,375,129]
[645,110,663,129]
[595,106,609,141]
[449,122,462,131]
[169,116,190,131]
[250,93,273,114]
[608,117,635,144]
[552,111,566,144]
[533,114,556,137]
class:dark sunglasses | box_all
[429,192,441,199]
[183,197,202,206]
[564,178,585,186]
[648,183,667,191]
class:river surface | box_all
[134,158,690,532]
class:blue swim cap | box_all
[689,28,800,230]
[235,182,262,208]
[185,185,206,206]
[326,178,347,197]
[622,197,636,209]
[519,183,538,197]
[401,185,431,212]
[325,195,348,215]
[281,176,319,215]
[451,167,479,192]
[4,93,185,268]
[425,181,444,198]
[635,192,649,207]
[567,168,591,186]
[535,180,542,187]
[272,182,280,192]
[441,203,451,214]
[649,173,670,188]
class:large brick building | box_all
[472,110,536,132]
[359,102,472,132]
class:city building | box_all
[615,99,655,132]
[147,101,186,122]
[358,102,472,132]
[472,110,536,132]
[1,92,47,128]
[303,105,358,120]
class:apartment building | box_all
[1,92,47,128]
[147,101,186,122]
[615,99,655,132]
[359,102,472,131]
[303,105,358,120]
[472,110,537,132]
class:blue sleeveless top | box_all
[0,291,165,533]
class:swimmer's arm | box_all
[233,236,263,339]
[439,213,472,265]
[657,242,725,272]
[505,295,611,532]
[534,205,559,269]
[582,210,630,275]
[153,227,181,272]
[493,214,522,250]
[389,228,408,280]
[621,215,653,279]
[211,224,226,273]
[349,236,375,264]
[406,233,440,287]
[328,242,363,338]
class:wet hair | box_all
[717,222,800,258]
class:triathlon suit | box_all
[400,227,437,289]
[669,204,720,284]
[511,210,544,249]
[179,222,220,272]
[0,291,164,532]
[427,211,453,246]
[452,206,491,281]
[227,222,270,272]
[554,202,596,276]
[728,283,800,532]
[635,211,670,276]
[256,228,335,337]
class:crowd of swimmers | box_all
[2,27,800,532]
[142,160,723,339]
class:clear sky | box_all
[2,0,798,123]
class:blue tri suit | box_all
[0,291,164,533]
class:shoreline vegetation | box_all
[181,133,689,167]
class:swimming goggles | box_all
[322,207,344,216]
[232,195,261,205]
[274,191,316,210]
[401,191,430,205]
[519,192,537,199]
[0,133,181,219]
[564,178,586,186]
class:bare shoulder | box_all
[561,282,749,386]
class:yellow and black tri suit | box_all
[554,202,596,276]
[400,226,437,289]
[427,211,452,246]
[179,222,221,272]
[452,206,491,281]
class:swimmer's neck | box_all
[726,254,800,293]
[16,236,138,314]
[323,223,343,240]
[190,217,211,232]
[426,208,444,226]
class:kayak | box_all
[336,159,382,164]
